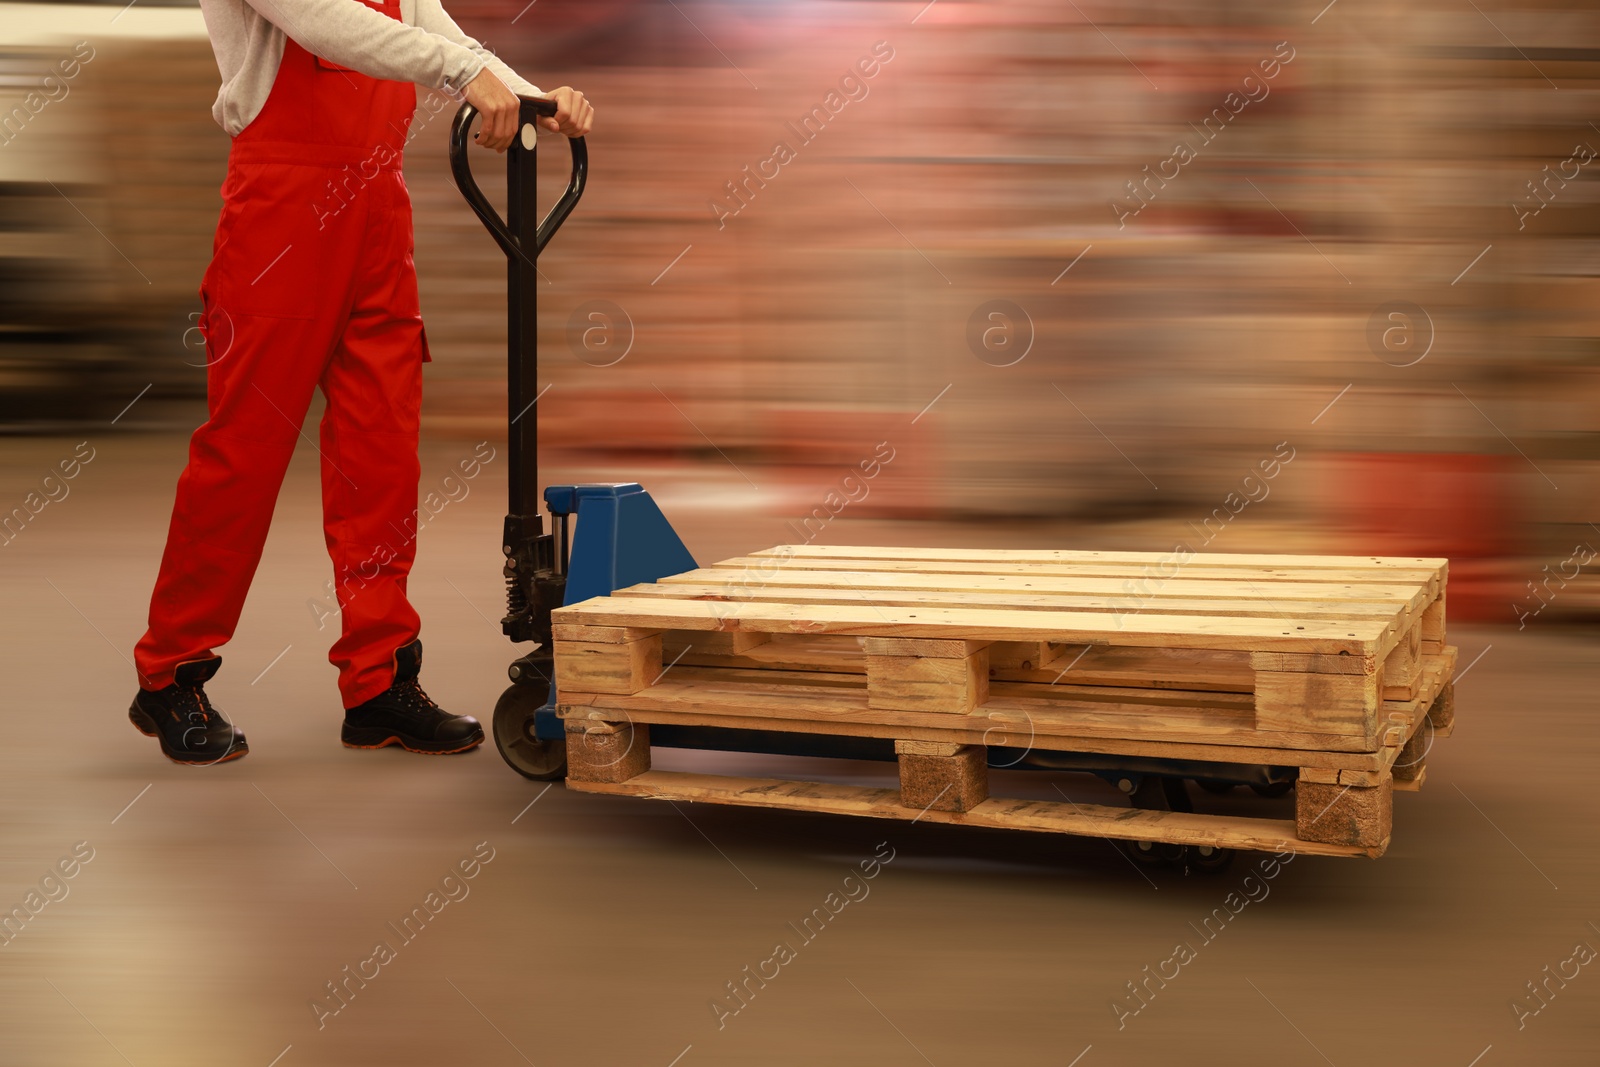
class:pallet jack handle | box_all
[450,99,699,779]
[448,96,587,649]
[448,96,588,260]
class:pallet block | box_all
[1296,777,1393,849]
[1427,682,1456,732]
[552,625,661,696]
[895,740,988,812]
[565,717,650,784]
[866,638,989,714]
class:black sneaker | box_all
[341,640,483,755]
[129,656,249,765]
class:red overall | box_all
[136,0,432,709]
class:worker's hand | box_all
[463,68,520,152]
[537,86,593,138]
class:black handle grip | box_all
[449,96,587,262]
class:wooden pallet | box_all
[551,546,1456,858]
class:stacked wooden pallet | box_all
[551,546,1456,858]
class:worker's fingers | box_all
[542,87,593,138]
[490,102,518,151]
[463,68,519,152]
[488,95,518,151]
[570,96,594,136]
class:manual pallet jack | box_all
[446,100,1442,871]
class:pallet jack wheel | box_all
[1185,844,1235,874]
[1122,775,1235,874]
[1249,781,1294,798]
[1123,838,1183,867]
[1121,776,1191,867]
[492,681,567,781]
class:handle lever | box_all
[448,96,588,262]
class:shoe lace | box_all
[176,684,219,726]
[394,679,444,721]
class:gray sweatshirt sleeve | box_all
[242,0,493,94]
[412,0,544,98]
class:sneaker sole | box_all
[128,704,249,766]
[340,726,484,755]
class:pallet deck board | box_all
[557,596,1394,655]
[567,771,1379,858]
[717,554,1443,586]
[750,545,1447,575]
[706,560,1439,599]
[627,578,1421,619]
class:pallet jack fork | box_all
[450,99,696,779]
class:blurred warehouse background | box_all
[1,0,1596,621]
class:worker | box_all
[127,0,593,765]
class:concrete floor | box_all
[1,430,1596,1067]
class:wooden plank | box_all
[555,699,1392,771]
[552,623,663,643]
[670,566,1431,608]
[713,556,1440,588]
[1337,768,1387,787]
[751,544,1448,576]
[567,770,1380,857]
[554,596,1388,655]
[895,739,965,756]
[622,579,1413,621]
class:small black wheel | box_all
[1123,839,1176,867]
[1185,844,1235,874]
[492,680,567,781]
[1196,779,1236,795]
[1249,781,1294,798]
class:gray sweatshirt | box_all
[200,0,542,136]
